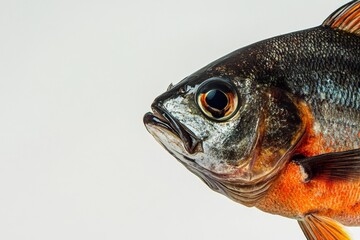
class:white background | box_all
[0,0,359,239]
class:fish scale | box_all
[312,102,360,151]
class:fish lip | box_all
[143,103,202,155]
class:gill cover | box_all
[195,85,307,206]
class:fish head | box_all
[143,64,307,206]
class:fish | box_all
[143,1,360,239]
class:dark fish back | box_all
[207,26,360,150]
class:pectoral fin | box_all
[298,214,350,240]
[293,148,360,182]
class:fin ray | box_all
[323,0,360,36]
[298,215,351,240]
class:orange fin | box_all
[322,0,360,36]
[298,214,351,240]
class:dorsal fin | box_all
[322,0,360,36]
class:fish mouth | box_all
[143,104,202,154]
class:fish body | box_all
[144,1,360,239]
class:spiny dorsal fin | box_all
[322,0,360,36]
[298,214,351,240]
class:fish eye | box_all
[196,78,239,121]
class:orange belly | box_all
[256,160,360,226]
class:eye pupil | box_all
[205,90,228,110]
[196,78,239,121]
